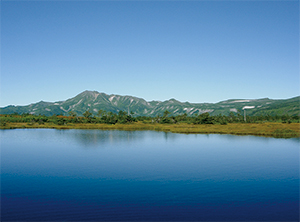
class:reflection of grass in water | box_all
[272,129,298,138]
[1,122,299,138]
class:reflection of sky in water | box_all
[1,129,298,181]
[55,129,188,148]
[1,129,299,221]
[59,129,145,148]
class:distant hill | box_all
[1,90,299,117]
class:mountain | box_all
[1,90,299,117]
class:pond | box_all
[1,129,299,221]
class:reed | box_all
[1,122,299,138]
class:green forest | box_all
[1,109,299,126]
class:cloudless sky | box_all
[1,0,299,107]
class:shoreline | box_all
[1,122,299,138]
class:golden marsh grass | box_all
[1,122,299,138]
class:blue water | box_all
[1,129,299,221]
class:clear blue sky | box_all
[1,1,299,107]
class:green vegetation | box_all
[1,111,299,138]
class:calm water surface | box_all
[1,129,299,221]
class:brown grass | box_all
[1,122,299,138]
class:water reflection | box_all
[54,129,197,148]
[54,129,148,148]
[3,129,299,149]
[1,129,299,221]
[51,129,300,149]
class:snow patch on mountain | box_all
[229,100,251,103]
[60,106,70,112]
[198,109,214,114]
[184,108,194,113]
[71,99,83,108]
[243,106,255,109]
[94,93,99,100]
[109,96,115,102]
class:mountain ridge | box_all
[1,90,299,117]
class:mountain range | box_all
[1,90,299,117]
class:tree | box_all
[193,112,214,124]
[175,113,187,122]
[68,111,79,123]
[118,110,127,118]
[68,111,77,117]
[83,110,93,122]
[117,110,127,124]
[161,110,171,124]
[281,114,291,123]
[97,109,104,117]
[163,110,171,118]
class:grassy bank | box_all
[1,122,299,138]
